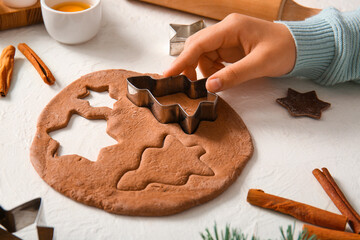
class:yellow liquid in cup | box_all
[52,1,91,12]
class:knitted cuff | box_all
[276,12,335,80]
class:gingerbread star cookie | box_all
[276,88,331,119]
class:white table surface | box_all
[1,0,360,239]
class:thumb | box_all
[206,49,267,92]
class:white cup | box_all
[3,0,38,8]
[40,0,102,44]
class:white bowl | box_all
[41,0,102,44]
[3,0,38,8]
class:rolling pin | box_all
[132,0,321,21]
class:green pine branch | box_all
[200,223,317,240]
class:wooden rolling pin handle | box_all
[132,0,321,21]
[281,0,321,21]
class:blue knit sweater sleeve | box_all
[278,8,360,85]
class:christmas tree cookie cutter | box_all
[126,75,218,134]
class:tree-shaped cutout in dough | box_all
[117,135,214,191]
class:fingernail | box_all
[207,78,222,92]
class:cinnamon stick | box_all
[247,189,347,231]
[321,168,360,222]
[17,43,55,85]
[0,45,16,97]
[303,224,360,240]
[313,168,360,233]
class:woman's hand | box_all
[164,13,296,92]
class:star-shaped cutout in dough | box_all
[170,20,205,56]
[117,135,214,191]
[276,88,331,119]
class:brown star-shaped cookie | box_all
[276,88,331,119]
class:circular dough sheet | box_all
[30,69,253,216]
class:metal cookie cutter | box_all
[127,75,218,134]
[0,198,54,240]
[170,20,205,56]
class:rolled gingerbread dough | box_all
[30,69,253,216]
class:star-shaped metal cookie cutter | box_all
[0,198,54,240]
[126,75,218,134]
[170,20,205,56]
